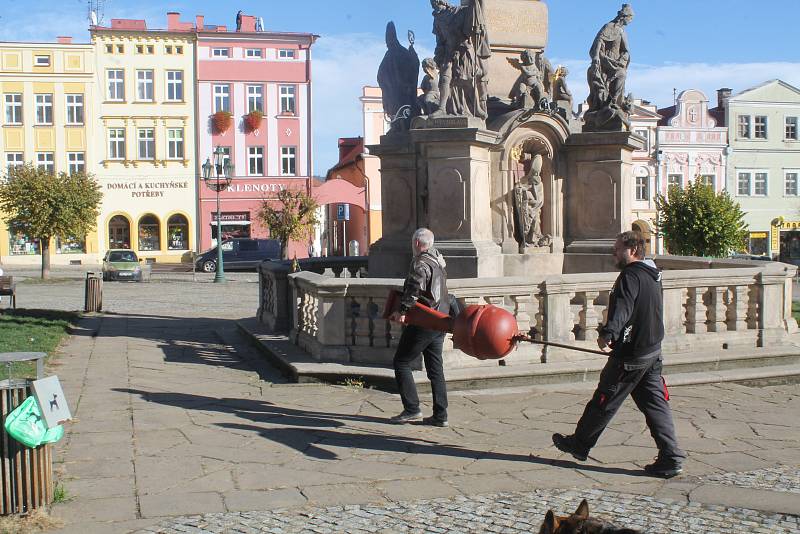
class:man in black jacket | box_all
[388,228,450,427]
[552,231,686,477]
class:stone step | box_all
[237,318,800,392]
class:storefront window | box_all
[210,212,251,244]
[56,236,86,254]
[748,233,768,256]
[780,230,800,266]
[9,232,39,255]
[108,215,131,249]
[138,214,161,251]
[167,214,189,250]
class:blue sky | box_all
[2,0,799,172]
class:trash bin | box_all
[84,272,102,312]
[0,353,53,515]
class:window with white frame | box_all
[699,174,715,188]
[35,94,53,124]
[248,146,264,176]
[107,69,125,101]
[737,171,768,196]
[136,70,154,101]
[786,117,798,140]
[279,85,296,114]
[36,152,54,174]
[212,48,230,58]
[281,146,297,176]
[278,49,295,59]
[34,55,50,66]
[4,94,22,124]
[166,71,184,101]
[67,152,85,174]
[247,85,263,113]
[667,174,682,190]
[217,146,232,174]
[137,128,155,160]
[213,84,230,112]
[785,171,799,196]
[635,175,648,201]
[5,152,23,172]
[737,115,751,138]
[245,48,262,58]
[167,128,184,159]
[108,128,126,160]
[634,129,649,152]
[66,94,84,125]
[754,116,767,139]
[737,172,751,196]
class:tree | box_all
[257,188,319,260]
[655,177,748,258]
[0,165,102,279]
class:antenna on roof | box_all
[87,0,107,27]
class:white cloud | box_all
[311,32,433,175]
[548,58,800,109]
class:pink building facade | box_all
[196,13,317,257]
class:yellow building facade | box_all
[92,18,197,264]
[0,40,99,265]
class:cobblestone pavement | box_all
[10,279,796,534]
[702,465,800,495]
[131,485,800,534]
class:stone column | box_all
[409,121,503,278]
[757,264,798,347]
[563,132,644,254]
[367,133,417,278]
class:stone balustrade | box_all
[259,256,798,370]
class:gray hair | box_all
[413,228,434,250]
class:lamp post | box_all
[202,146,233,283]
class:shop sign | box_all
[769,219,800,251]
[212,212,250,222]
[749,232,768,239]
[224,183,289,194]
[105,179,190,198]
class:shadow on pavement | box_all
[115,387,648,477]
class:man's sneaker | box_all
[644,457,683,478]
[422,416,449,427]
[390,410,423,424]
[552,433,589,461]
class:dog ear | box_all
[539,509,557,534]
[575,499,589,520]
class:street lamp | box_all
[202,146,234,283]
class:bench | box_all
[0,276,16,309]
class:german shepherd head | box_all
[538,499,644,534]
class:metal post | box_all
[214,181,226,283]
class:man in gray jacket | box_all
[388,228,450,427]
[552,231,686,477]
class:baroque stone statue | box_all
[552,65,573,112]
[583,4,634,132]
[418,58,440,115]
[508,50,545,110]
[429,0,491,120]
[513,151,551,250]
[377,22,420,132]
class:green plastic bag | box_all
[4,395,63,448]
[4,397,46,448]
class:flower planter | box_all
[244,111,264,133]
[211,111,233,134]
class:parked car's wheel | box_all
[102,272,108,281]
[201,260,217,273]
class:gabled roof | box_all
[730,79,800,100]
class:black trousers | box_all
[393,325,448,420]
[573,353,685,461]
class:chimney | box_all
[167,12,180,31]
[195,15,204,31]
[240,15,256,32]
[717,88,732,109]
[57,36,73,44]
